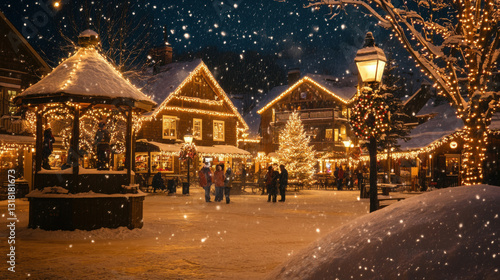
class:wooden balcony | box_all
[275,108,334,123]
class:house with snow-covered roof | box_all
[386,95,500,189]
[256,70,358,174]
[134,49,250,182]
[0,11,51,190]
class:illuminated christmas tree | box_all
[278,112,316,186]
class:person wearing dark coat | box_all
[152,172,165,193]
[337,166,345,190]
[265,166,279,202]
[224,168,233,204]
[356,167,364,190]
[95,121,111,170]
[278,165,288,202]
[42,128,55,170]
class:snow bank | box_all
[267,185,500,280]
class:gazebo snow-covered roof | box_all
[15,47,156,111]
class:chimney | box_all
[287,68,300,86]
[148,26,173,66]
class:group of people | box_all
[265,165,288,203]
[333,166,362,190]
[198,163,289,204]
[199,163,233,204]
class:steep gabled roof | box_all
[136,59,202,105]
[0,10,51,73]
[257,74,357,115]
[138,60,249,131]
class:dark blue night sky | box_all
[1,0,419,95]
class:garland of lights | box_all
[350,87,390,140]
[257,76,351,115]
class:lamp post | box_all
[343,138,353,189]
[183,133,194,195]
[354,32,387,212]
[343,138,352,168]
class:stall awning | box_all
[136,140,251,158]
[136,139,183,155]
[197,145,251,159]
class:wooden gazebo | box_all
[14,30,156,230]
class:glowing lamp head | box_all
[355,32,387,83]
[184,133,194,144]
[53,2,60,8]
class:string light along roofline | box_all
[144,61,249,131]
[257,76,353,115]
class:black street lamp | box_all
[355,32,387,212]
[183,133,194,195]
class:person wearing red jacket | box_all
[199,163,213,202]
[214,164,225,202]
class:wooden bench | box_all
[378,197,405,209]
[378,197,405,202]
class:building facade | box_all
[257,72,357,174]
[0,11,51,190]
[135,58,250,182]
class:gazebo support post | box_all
[72,106,80,192]
[125,107,133,185]
[35,109,43,173]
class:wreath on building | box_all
[179,143,197,160]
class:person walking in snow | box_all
[199,163,213,202]
[214,164,225,202]
[266,165,279,202]
[278,165,288,202]
[224,167,233,204]
[337,166,345,190]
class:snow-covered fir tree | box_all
[278,112,316,186]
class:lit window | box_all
[342,107,347,118]
[193,118,202,140]
[7,90,17,115]
[325,129,333,141]
[334,129,339,142]
[340,125,346,137]
[445,155,460,175]
[162,116,177,139]
[213,120,225,141]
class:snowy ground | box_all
[268,185,499,280]
[3,186,495,280]
[0,187,383,279]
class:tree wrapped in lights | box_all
[278,112,316,187]
[296,0,500,185]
